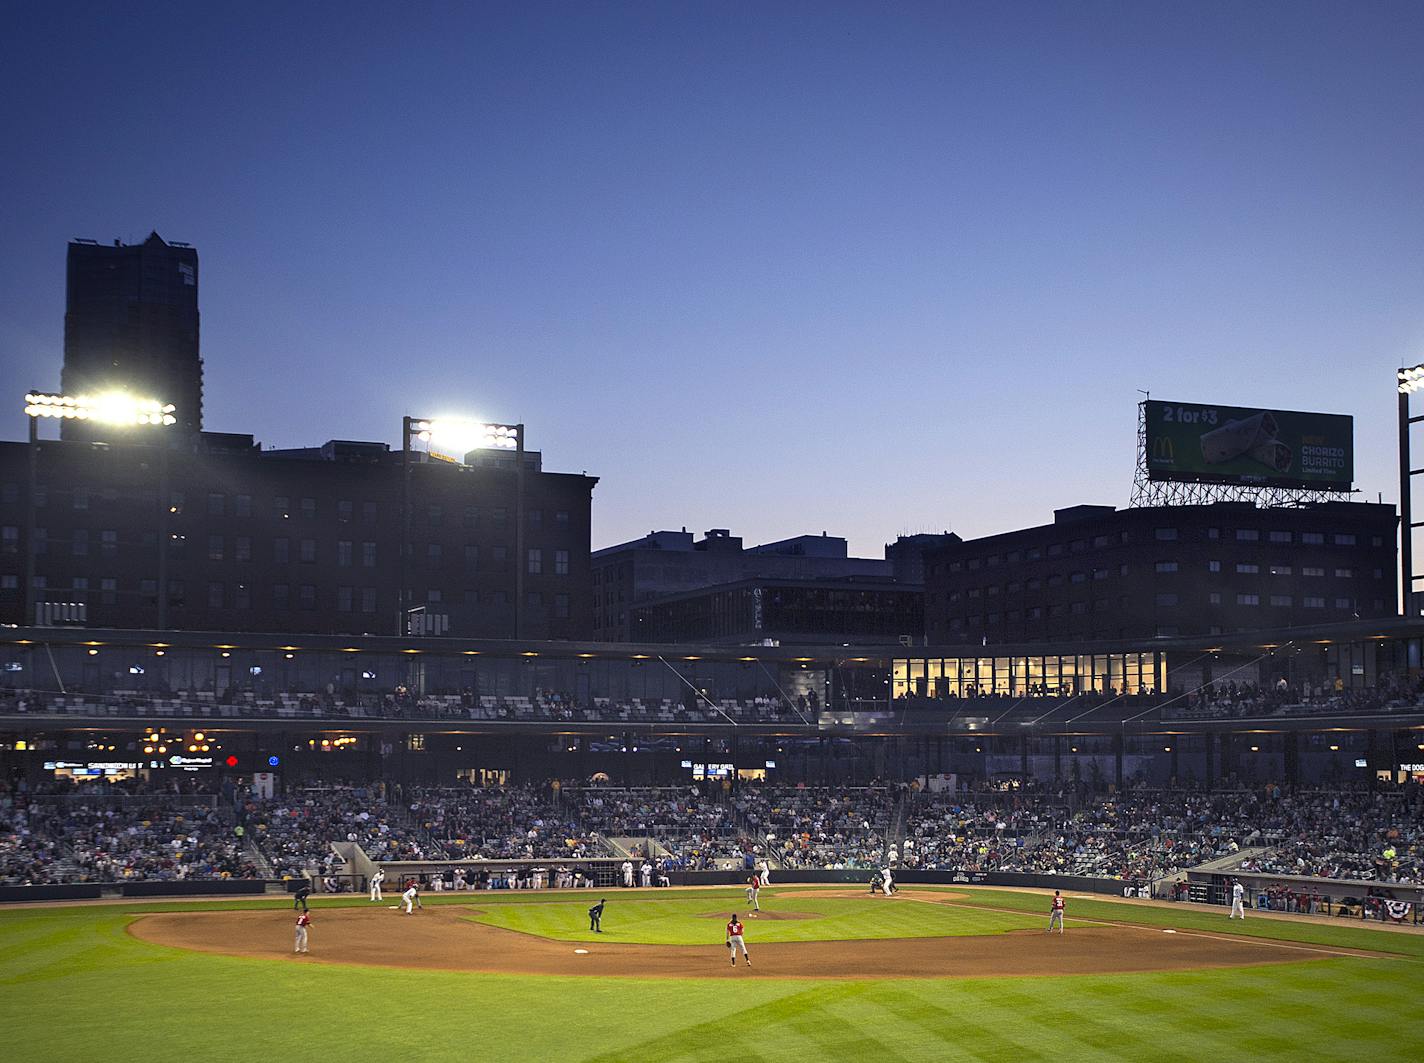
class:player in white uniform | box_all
[726,914,751,967]
[369,867,385,901]
[401,883,419,914]
[881,867,895,896]
[1229,880,1246,919]
[622,860,634,888]
[757,858,771,886]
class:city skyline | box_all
[3,3,1422,555]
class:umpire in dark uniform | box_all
[293,883,312,912]
[588,898,605,932]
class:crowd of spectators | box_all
[738,786,894,869]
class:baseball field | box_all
[6,885,1422,1061]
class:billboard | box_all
[1144,400,1353,489]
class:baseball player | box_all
[640,861,653,888]
[881,867,895,897]
[757,858,771,886]
[745,873,762,912]
[1046,889,1065,933]
[293,883,312,912]
[401,881,420,915]
[589,898,605,932]
[622,860,634,888]
[294,910,311,954]
[369,867,385,902]
[1229,879,1246,919]
[725,913,751,967]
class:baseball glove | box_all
[725,940,733,949]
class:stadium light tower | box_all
[1398,365,1424,617]
[23,390,178,628]
[399,416,526,639]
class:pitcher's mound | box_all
[695,910,819,921]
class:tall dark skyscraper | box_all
[61,232,202,439]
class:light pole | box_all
[1398,366,1424,617]
[399,417,524,638]
[23,391,176,627]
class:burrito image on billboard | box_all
[1249,438,1293,473]
[1200,412,1281,465]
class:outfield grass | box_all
[5,887,1422,1062]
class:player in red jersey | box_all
[745,873,762,913]
[294,910,312,954]
[1046,889,1065,934]
[726,914,751,967]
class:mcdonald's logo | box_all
[1150,436,1176,463]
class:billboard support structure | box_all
[1129,402,1354,509]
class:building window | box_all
[1335,597,1354,610]
[273,584,290,609]
[208,582,224,609]
[208,535,224,561]
[554,592,570,619]
[300,497,317,519]
[1207,560,1221,573]
[1302,532,1324,545]
[1155,528,1178,541]
[1269,564,1292,576]
[527,591,543,607]
[463,506,479,528]
[427,504,443,526]
[465,545,479,569]
[235,494,252,518]
[1270,595,1292,607]
[1235,563,1258,574]
[1269,531,1292,543]
[0,526,16,554]
[555,549,570,576]
[555,510,570,526]
[99,577,116,605]
[1236,593,1259,606]
[1236,529,1259,542]
[1303,566,1325,577]
[492,546,507,562]
[1155,561,1178,573]
[361,588,377,613]
[274,496,289,519]
[299,584,317,609]
[207,492,225,516]
[1207,528,1220,540]
[337,540,353,567]
[72,529,88,557]
[427,588,443,604]
[337,587,353,612]
[1335,568,1354,578]
[72,488,89,511]
[1208,592,1221,604]
[299,538,317,563]
[1334,533,1357,546]
[1304,596,1325,608]
[338,499,353,523]
[527,549,543,575]
[528,509,542,528]
[362,542,377,567]
[274,537,290,564]
[362,501,378,523]
[234,584,250,609]
[427,543,442,565]
[167,580,185,607]
[1155,593,1179,606]
[491,590,508,606]
[101,529,117,556]
[492,507,507,527]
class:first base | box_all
[389,905,399,910]
[573,948,590,955]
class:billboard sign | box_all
[1144,400,1353,489]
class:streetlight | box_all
[1398,365,1424,617]
[399,416,525,639]
[23,390,177,627]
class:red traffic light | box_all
[224,754,239,768]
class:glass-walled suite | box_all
[891,652,1163,700]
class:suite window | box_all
[527,591,543,607]
[361,588,377,613]
[274,538,290,564]
[1235,563,1259,574]
[1334,534,1357,546]
[528,509,542,529]
[234,494,252,518]
[299,538,317,563]
[207,535,224,561]
[1155,528,1178,541]
[0,526,16,554]
[362,542,377,568]
[465,545,479,570]
[337,540,353,567]
[99,578,117,605]
[1207,560,1221,573]
[1070,572,1086,584]
[273,496,289,519]
[1269,531,1292,544]
[555,549,570,575]
[1208,592,1221,604]
[1335,568,1354,579]
[207,582,224,609]
[1236,529,1259,542]
[1269,564,1292,576]
[555,510,570,526]
[555,593,570,619]
[1236,593,1260,606]
[337,499,353,523]
[1303,566,1325,577]
[300,497,317,519]
[234,584,250,610]
[362,501,378,523]
[427,543,442,565]
[99,529,117,557]
[492,508,507,527]
[1155,561,1178,573]
[273,584,290,609]
[72,488,89,511]
[1302,532,1324,545]
[492,546,508,562]
[1304,596,1324,608]
[337,587,354,613]
[1334,597,1354,610]
[299,584,317,609]
[1270,595,1293,607]
[527,549,543,575]
[463,506,479,528]
[72,529,88,557]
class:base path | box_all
[127,905,1325,980]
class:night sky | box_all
[3,2,1422,554]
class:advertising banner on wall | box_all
[1144,400,1353,489]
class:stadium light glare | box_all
[24,391,177,426]
[417,419,520,455]
[1399,364,1424,394]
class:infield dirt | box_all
[126,903,1352,979]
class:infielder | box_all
[725,913,751,967]
[294,910,311,954]
[369,867,385,902]
[1046,889,1065,933]
[1229,879,1246,919]
[745,874,762,912]
[401,882,420,915]
[589,898,605,932]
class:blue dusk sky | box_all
[2,1,1422,555]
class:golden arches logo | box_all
[1150,437,1175,463]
